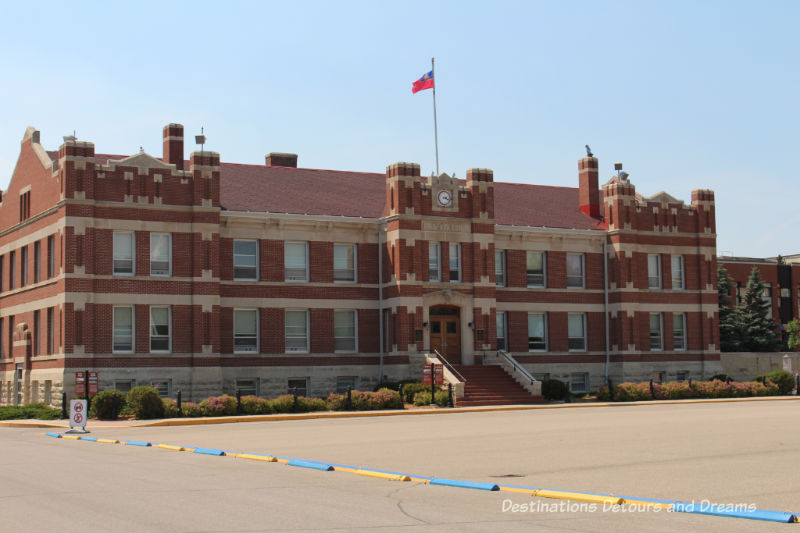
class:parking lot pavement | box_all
[2,400,798,532]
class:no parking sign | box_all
[70,399,88,429]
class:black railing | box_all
[496,350,537,385]
[432,350,466,383]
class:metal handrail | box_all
[432,349,467,383]
[497,350,537,385]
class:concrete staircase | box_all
[453,365,546,406]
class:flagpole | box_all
[431,56,440,175]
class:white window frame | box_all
[448,243,461,283]
[285,310,309,353]
[526,252,546,288]
[567,313,587,352]
[570,373,589,394]
[496,311,508,351]
[149,306,171,353]
[527,312,547,351]
[334,310,358,353]
[236,378,259,396]
[233,309,259,354]
[149,233,171,277]
[647,254,662,289]
[284,242,308,282]
[113,231,135,276]
[113,306,135,353]
[151,379,172,398]
[671,255,684,290]
[566,253,585,289]
[429,243,441,282]
[649,313,663,351]
[114,379,135,393]
[495,250,506,287]
[673,312,686,351]
[287,378,308,396]
[333,243,357,283]
[233,240,259,281]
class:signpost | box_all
[422,365,432,386]
[69,399,88,432]
[88,371,99,396]
[75,371,86,396]
[434,364,444,386]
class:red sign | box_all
[434,365,444,386]
[75,372,86,396]
[422,365,432,385]
[88,372,99,396]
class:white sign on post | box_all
[70,399,88,429]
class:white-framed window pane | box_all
[288,378,308,396]
[285,242,308,281]
[234,309,258,353]
[113,306,134,352]
[150,307,170,352]
[649,313,663,350]
[429,243,440,281]
[673,313,686,351]
[334,310,357,352]
[527,313,547,351]
[449,243,460,282]
[671,255,684,289]
[236,378,259,396]
[568,313,586,351]
[285,310,308,352]
[570,373,588,393]
[233,240,258,280]
[566,253,584,288]
[495,251,505,287]
[334,244,356,282]
[648,254,661,288]
[527,252,545,287]
[336,376,357,393]
[151,379,171,398]
[114,380,135,393]
[496,312,507,351]
[113,232,134,275]
[150,233,171,276]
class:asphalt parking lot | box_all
[1,400,798,532]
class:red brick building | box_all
[0,124,722,406]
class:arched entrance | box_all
[429,306,461,363]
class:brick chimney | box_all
[163,123,184,170]
[578,155,600,218]
[265,152,298,168]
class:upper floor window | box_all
[528,312,547,351]
[234,309,259,353]
[284,242,308,282]
[495,251,506,287]
[671,255,684,290]
[526,252,545,287]
[334,244,356,282]
[233,240,258,281]
[285,310,309,353]
[113,306,134,353]
[113,232,135,275]
[649,313,663,351]
[449,243,461,283]
[150,306,171,353]
[568,313,587,351]
[763,284,773,319]
[150,233,171,276]
[334,310,357,353]
[19,191,31,221]
[496,311,507,351]
[47,235,55,278]
[429,243,441,282]
[34,241,41,283]
[673,313,686,351]
[647,254,662,289]
[9,250,15,289]
[566,253,585,288]
[0,255,4,292]
[20,246,28,286]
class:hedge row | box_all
[596,378,783,402]
[0,403,61,420]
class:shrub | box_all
[756,370,795,395]
[90,389,127,420]
[269,395,296,413]
[327,389,403,411]
[0,403,61,420]
[412,390,449,406]
[181,402,203,417]
[710,374,733,382]
[240,395,272,415]
[198,395,237,417]
[541,379,568,401]
[613,382,652,402]
[126,386,165,419]
[162,398,181,418]
[373,388,403,410]
[399,382,428,404]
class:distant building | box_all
[0,124,722,406]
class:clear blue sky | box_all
[0,0,797,257]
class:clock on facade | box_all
[437,189,452,207]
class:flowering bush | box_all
[326,389,403,411]
[162,398,181,418]
[268,395,296,413]
[181,402,203,417]
[240,395,272,415]
[412,390,449,406]
[198,395,238,417]
[596,379,780,402]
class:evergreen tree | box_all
[737,267,780,352]
[717,264,740,351]
[787,319,800,351]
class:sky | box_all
[0,0,797,258]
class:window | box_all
[336,376,358,393]
[334,244,356,282]
[334,310,357,352]
[285,310,309,352]
[113,307,134,352]
[568,313,587,351]
[495,251,506,287]
[647,254,661,289]
[284,242,308,281]
[234,309,259,353]
[383,309,392,352]
[762,284,773,319]
[9,250,14,289]
[649,313,663,350]
[429,243,441,281]
[287,378,308,396]
[46,308,54,355]
[236,378,259,396]
[8,316,14,358]
[47,235,55,278]
[20,246,28,286]
[114,380,135,393]
[566,253,585,288]
[113,232,135,275]
[496,311,507,351]
[233,240,258,280]
[526,252,545,287]
[0,255,4,292]
[671,255,684,289]
[33,310,40,356]
[781,288,791,298]
[652,371,665,384]
[673,313,686,351]
[34,241,41,283]
[150,233,171,276]
[676,371,689,382]
[0,317,3,357]
[527,313,547,351]
[570,373,589,393]
[449,243,461,282]
[151,379,171,398]
[149,307,171,352]
[19,191,30,221]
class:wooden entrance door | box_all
[429,307,461,363]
